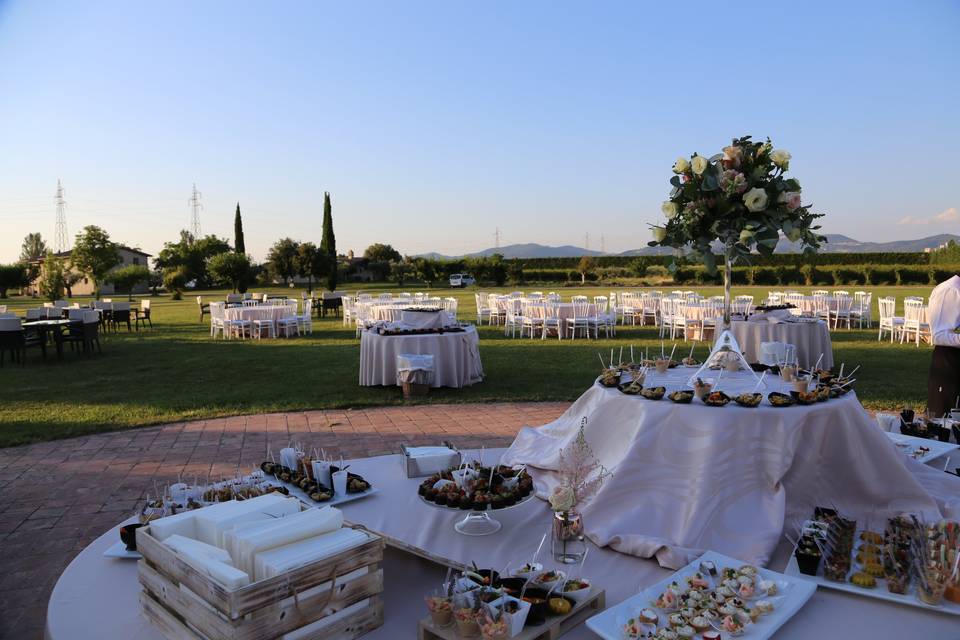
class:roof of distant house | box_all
[50,246,152,259]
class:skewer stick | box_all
[753,370,767,392]
[597,353,606,369]
[838,362,845,378]
[688,343,695,360]
[660,340,665,358]
[668,343,677,363]
[630,345,634,363]
[532,533,547,564]
[812,353,823,373]
[610,348,614,368]
[845,364,861,379]
[619,346,623,365]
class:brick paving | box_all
[0,402,567,639]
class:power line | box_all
[54,179,69,252]
[188,183,203,239]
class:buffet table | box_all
[727,318,834,368]
[359,326,483,388]
[503,370,960,570]
[47,449,960,640]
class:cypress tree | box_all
[319,191,337,290]
[234,203,245,254]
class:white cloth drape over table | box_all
[502,373,960,570]
[223,305,294,332]
[359,327,483,388]
[726,319,833,368]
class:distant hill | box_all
[417,234,960,260]
[416,243,604,260]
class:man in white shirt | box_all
[927,274,960,416]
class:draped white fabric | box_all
[929,274,960,347]
[726,319,834,368]
[359,327,483,388]
[501,375,960,570]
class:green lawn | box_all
[0,283,938,448]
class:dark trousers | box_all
[928,345,960,416]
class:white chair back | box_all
[877,297,896,322]
[903,299,925,323]
[759,341,796,366]
[26,308,42,320]
[68,308,86,321]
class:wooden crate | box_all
[137,522,384,640]
[417,588,605,640]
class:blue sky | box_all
[1,0,957,263]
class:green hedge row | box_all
[670,264,960,286]
[515,264,959,286]
[514,251,932,270]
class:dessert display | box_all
[376,325,465,336]
[418,462,533,511]
[260,460,372,502]
[787,507,960,612]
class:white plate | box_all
[783,541,960,616]
[102,541,141,559]
[884,432,959,464]
[586,550,815,640]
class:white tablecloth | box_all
[400,309,452,330]
[502,372,960,570]
[525,303,598,337]
[223,305,294,332]
[46,449,960,640]
[727,319,834,368]
[359,326,483,388]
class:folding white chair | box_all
[566,300,593,339]
[520,302,544,339]
[830,294,854,330]
[542,302,562,340]
[851,291,872,328]
[901,299,930,347]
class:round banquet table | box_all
[727,318,834,368]
[222,305,294,333]
[47,449,960,640]
[359,326,483,388]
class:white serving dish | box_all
[263,477,379,508]
[586,550,816,640]
[884,431,959,465]
[559,578,593,603]
[784,537,960,616]
[102,541,141,559]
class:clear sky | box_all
[1,0,958,263]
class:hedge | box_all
[483,263,960,286]
[513,251,932,270]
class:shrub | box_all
[896,266,928,285]
[868,266,897,285]
[834,267,865,285]
[645,265,669,278]
[752,266,780,285]
[932,267,960,285]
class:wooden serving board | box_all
[416,588,605,640]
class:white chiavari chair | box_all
[542,301,562,340]
[594,296,614,338]
[503,298,523,338]
[901,299,930,347]
[520,301,544,339]
[851,291,872,328]
[488,294,505,325]
[566,299,593,339]
[620,292,640,325]
[830,293,853,330]
[474,293,491,325]
[877,297,902,343]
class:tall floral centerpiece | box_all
[548,417,610,563]
[649,136,825,328]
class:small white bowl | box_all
[558,577,592,603]
[532,569,566,590]
[512,562,542,581]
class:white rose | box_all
[661,201,678,219]
[739,229,755,244]
[673,157,690,174]
[787,227,803,242]
[770,149,791,169]
[549,485,576,512]
[651,226,667,242]
[691,154,709,176]
[743,187,768,212]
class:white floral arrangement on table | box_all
[548,417,610,513]
[649,136,825,274]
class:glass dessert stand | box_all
[419,491,536,536]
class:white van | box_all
[449,274,476,288]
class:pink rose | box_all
[787,192,802,210]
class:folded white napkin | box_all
[149,509,199,541]
[194,493,300,547]
[253,528,368,580]
[163,534,251,589]
[234,507,344,575]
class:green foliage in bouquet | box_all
[649,136,826,274]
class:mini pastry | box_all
[639,608,659,625]
[690,616,710,632]
[675,625,695,639]
[758,579,777,596]
[722,614,744,635]
[702,632,721,640]
[755,599,774,614]
[850,572,877,588]
[860,531,883,544]
[668,613,685,628]
[738,565,758,577]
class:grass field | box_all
[0,283,939,448]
